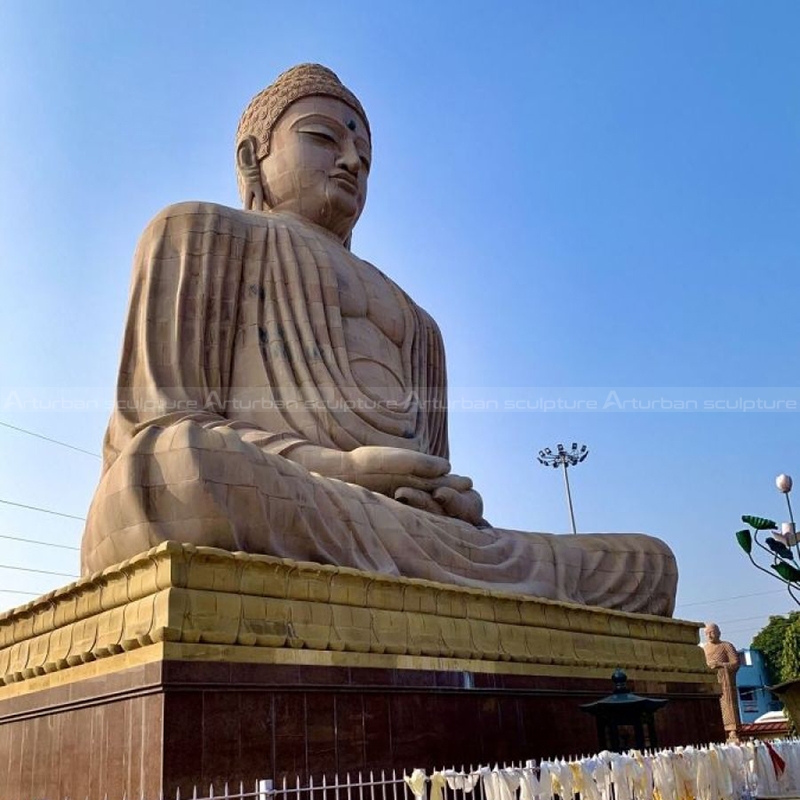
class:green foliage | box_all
[781,620,800,682]
[780,621,800,736]
[752,612,800,683]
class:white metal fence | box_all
[53,766,498,800]
[165,771,416,800]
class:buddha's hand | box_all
[285,444,484,525]
[285,444,452,495]
[395,483,485,527]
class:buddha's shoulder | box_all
[143,201,287,237]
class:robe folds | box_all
[82,201,677,615]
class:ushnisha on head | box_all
[236,64,372,244]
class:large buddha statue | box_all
[81,64,677,616]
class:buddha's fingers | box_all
[432,487,484,526]
[429,473,473,492]
[394,487,445,515]
[386,473,472,493]
[348,445,450,478]
[353,472,453,494]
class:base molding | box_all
[1,542,712,687]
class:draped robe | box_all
[81,201,678,615]
[704,640,742,735]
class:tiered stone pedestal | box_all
[0,543,721,799]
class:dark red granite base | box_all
[0,660,724,799]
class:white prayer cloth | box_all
[405,769,427,800]
[442,770,480,794]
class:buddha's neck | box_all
[267,208,352,249]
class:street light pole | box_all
[537,442,589,535]
[561,458,577,535]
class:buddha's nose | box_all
[336,139,361,175]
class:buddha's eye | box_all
[299,125,338,144]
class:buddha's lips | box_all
[331,172,358,192]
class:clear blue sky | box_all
[1,1,799,648]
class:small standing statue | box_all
[703,622,741,741]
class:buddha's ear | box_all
[236,136,265,211]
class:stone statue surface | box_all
[703,622,741,740]
[81,64,678,616]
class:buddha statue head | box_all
[236,64,372,244]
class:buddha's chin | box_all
[329,185,361,217]
[320,193,361,238]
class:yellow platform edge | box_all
[0,541,714,692]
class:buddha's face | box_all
[259,95,371,241]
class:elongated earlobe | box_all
[236,136,265,211]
